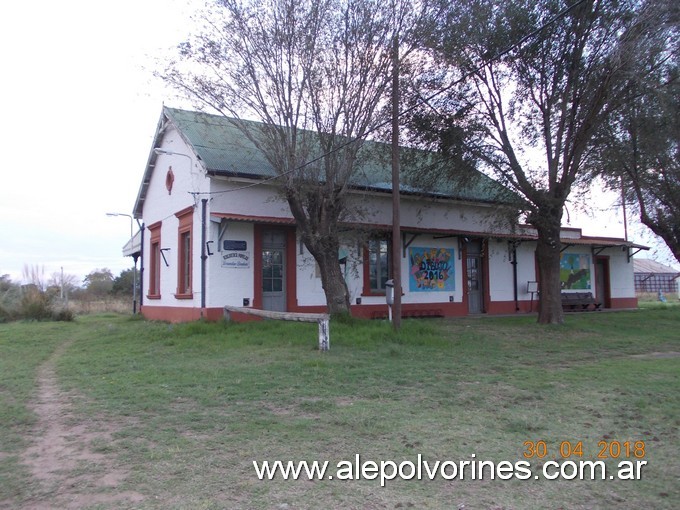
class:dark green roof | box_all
[164,107,516,205]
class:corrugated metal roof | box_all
[210,213,295,225]
[634,258,680,274]
[164,107,516,205]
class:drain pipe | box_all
[201,199,208,317]
[139,222,145,310]
[511,242,519,312]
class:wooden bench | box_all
[224,306,330,351]
[561,292,601,312]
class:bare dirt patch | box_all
[19,340,144,509]
[631,351,680,359]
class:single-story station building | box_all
[124,107,647,322]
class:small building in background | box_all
[634,259,680,295]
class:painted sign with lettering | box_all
[222,251,251,269]
[409,247,454,292]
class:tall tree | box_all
[112,268,137,297]
[163,0,426,316]
[412,0,667,323]
[83,268,114,297]
[592,2,679,263]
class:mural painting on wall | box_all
[409,247,454,292]
[560,253,591,289]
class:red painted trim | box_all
[253,225,296,311]
[286,228,297,311]
[610,297,638,309]
[486,300,535,314]
[361,238,392,296]
[175,205,195,219]
[362,245,371,296]
[148,222,162,298]
[461,244,469,312]
[147,220,162,232]
[176,207,193,296]
[595,256,612,309]
[142,298,548,324]
[141,305,203,323]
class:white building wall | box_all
[206,221,255,308]
[141,127,210,308]
[345,192,511,234]
[607,248,636,298]
[208,178,295,219]
[487,240,514,303]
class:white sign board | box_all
[222,251,251,269]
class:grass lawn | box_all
[1,309,679,509]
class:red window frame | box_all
[175,206,194,299]
[362,237,392,296]
[147,221,162,299]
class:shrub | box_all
[19,288,53,321]
[0,304,14,323]
[52,307,75,322]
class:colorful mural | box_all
[409,247,455,292]
[560,253,591,289]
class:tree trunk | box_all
[285,190,353,317]
[315,248,352,317]
[534,217,564,325]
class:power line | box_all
[189,0,589,196]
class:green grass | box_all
[1,310,679,509]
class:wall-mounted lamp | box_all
[153,148,194,169]
[106,212,133,238]
[458,237,470,260]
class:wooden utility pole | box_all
[391,33,402,330]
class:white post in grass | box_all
[318,319,329,352]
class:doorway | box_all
[466,240,485,314]
[595,257,611,309]
[261,229,286,311]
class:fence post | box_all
[318,319,329,352]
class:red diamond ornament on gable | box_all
[165,167,174,195]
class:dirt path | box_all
[19,339,145,509]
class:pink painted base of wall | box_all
[141,297,639,323]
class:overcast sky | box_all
[0,0,203,283]
[0,0,676,285]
